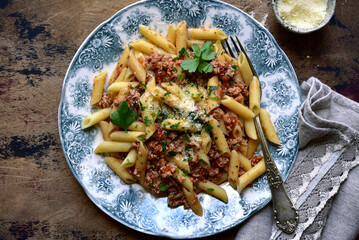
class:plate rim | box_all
[58,0,301,238]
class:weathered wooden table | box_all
[0,0,358,239]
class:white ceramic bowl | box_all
[272,0,336,34]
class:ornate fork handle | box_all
[254,116,299,234]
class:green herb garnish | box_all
[144,116,153,126]
[110,101,138,130]
[204,124,213,134]
[180,41,216,74]
[207,188,215,192]
[159,184,168,191]
[138,136,146,142]
[232,65,238,70]
[170,122,181,129]
[168,150,176,157]
[178,48,189,58]
[209,96,220,101]
[208,86,218,96]
[161,140,167,152]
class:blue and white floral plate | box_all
[58,0,301,238]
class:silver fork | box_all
[223,36,299,234]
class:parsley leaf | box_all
[110,101,138,130]
[192,44,201,57]
[207,188,215,192]
[178,48,189,58]
[180,41,216,74]
[159,184,168,191]
[232,65,238,70]
[181,58,199,73]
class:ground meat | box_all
[210,58,235,82]
[208,147,230,168]
[223,112,238,133]
[144,53,178,83]
[152,124,167,141]
[125,87,141,112]
[168,195,189,209]
[251,155,264,166]
[238,167,246,176]
[210,108,225,121]
[97,93,112,108]
[158,159,176,178]
[215,156,230,168]
[132,142,140,153]
[227,136,247,151]
[225,81,249,101]
[147,140,163,161]
[188,139,201,150]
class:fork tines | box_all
[223,36,258,78]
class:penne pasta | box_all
[244,117,257,140]
[90,70,107,106]
[259,108,281,145]
[107,81,139,93]
[196,149,210,169]
[127,50,147,83]
[127,121,146,131]
[105,156,136,184]
[109,45,130,85]
[94,141,132,153]
[228,150,240,188]
[238,52,253,86]
[168,154,190,173]
[167,24,176,45]
[99,121,111,141]
[175,20,187,54]
[206,76,220,114]
[237,151,252,172]
[120,149,137,168]
[209,117,230,157]
[139,24,176,54]
[247,138,259,159]
[161,119,202,132]
[197,180,228,203]
[173,167,193,192]
[237,159,266,193]
[221,95,255,119]
[82,108,111,129]
[135,142,148,184]
[186,39,205,48]
[110,131,145,142]
[249,76,261,116]
[188,28,227,40]
[183,187,203,216]
[130,39,174,57]
[139,90,160,139]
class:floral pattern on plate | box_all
[58,0,301,238]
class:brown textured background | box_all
[0,0,358,239]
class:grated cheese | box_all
[277,0,328,29]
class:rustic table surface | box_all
[0,0,358,239]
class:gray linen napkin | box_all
[235,77,359,240]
